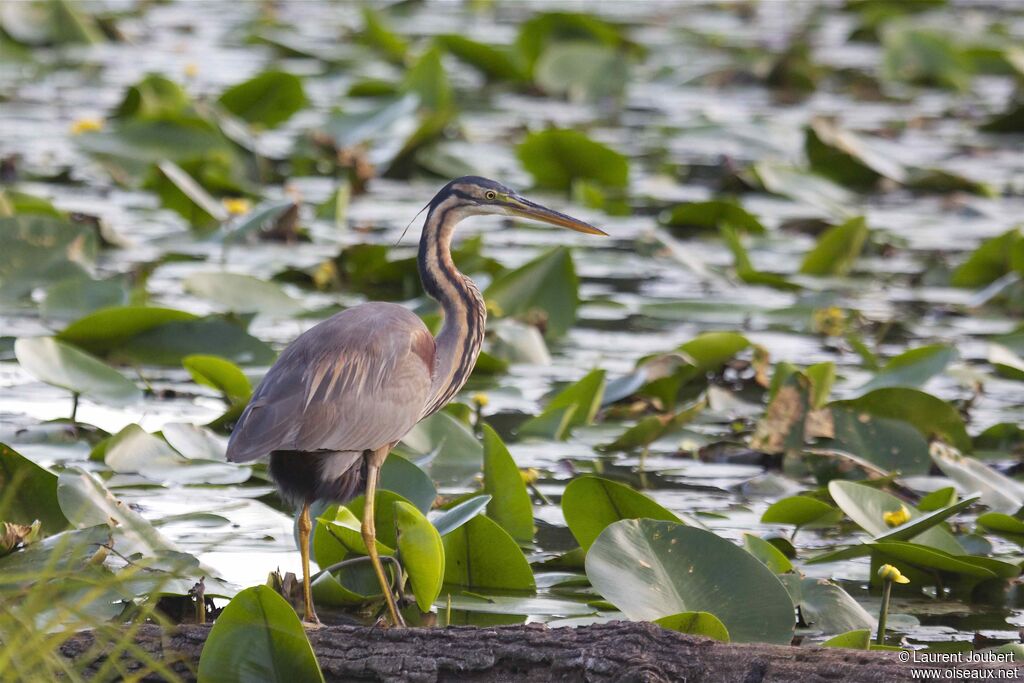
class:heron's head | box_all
[435,176,607,236]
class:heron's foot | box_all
[302,617,324,629]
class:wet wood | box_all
[60,620,1018,682]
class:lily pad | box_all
[519,368,605,440]
[799,216,869,276]
[858,344,957,393]
[517,129,628,191]
[585,519,795,644]
[14,337,141,406]
[442,513,535,591]
[197,585,323,683]
[486,246,580,340]
[654,612,730,642]
[185,272,300,315]
[218,71,307,128]
[563,475,682,552]
[183,354,252,404]
[394,501,444,612]
[0,444,68,534]
[831,388,970,452]
[481,425,534,543]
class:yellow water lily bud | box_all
[472,393,489,408]
[520,467,539,485]
[877,564,910,584]
[221,197,251,216]
[485,299,503,317]
[883,504,911,527]
[184,62,198,78]
[70,117,103,135]
[812,306,846,337]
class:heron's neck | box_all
[418,195,486,418]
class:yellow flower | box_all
[70,118,103,135]
[485,299,504,317]
[520,467,539,485]
[184,62,198,78]
[221,197,251,216]
[812,306,846,337]
[878,564,910,584]
[472,393,489,408]
[883,505,911,527]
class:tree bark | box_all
[60,621,1019,682]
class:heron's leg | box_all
[363,449,405,627]
[298,502,320,624]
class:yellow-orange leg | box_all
[363,451,406,627]
[298,502,320,624]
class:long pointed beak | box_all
[508,196,608,236]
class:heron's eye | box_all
[485,191,496,200]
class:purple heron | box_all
[226,176,605,625]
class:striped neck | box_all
[418,193,486,418]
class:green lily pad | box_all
[431,495,491,537]
[58,305,197,355]
[379,453,436,514]
[824,407,931,475]
[185,272,300,315]
[117,318,276,366]
[517,129,628,191]
[658,199,765,236]
[481,425,533,543]
[799,216,869,276]
[14,337,141,406]
[442,514,535,591]
[183,354,252,404]
[821,629,871,650]
[218,70,307,128]
[654,612,730,642]
[828,481,963,555]
[930,444,1024,514]
[535,42,628,102]
[486,246,580,340]
[435,35,526,82]
[394,501,444,612]
[197,585,323,683]
[0,444,69,534]
[858,344,957,393]
[831,388,970,451]
[401,411,482,486]
[586,520,795,644]
[563,475,682,552]
[761,495,842,529]
[519,368,605,440]
[743,533,793,574]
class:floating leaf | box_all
[930,443,1024,514]
[586,520,795,644]
[0,215,98,301]
[654,612,730,642]
[14,337,140,406]
[183,354,252,404]
[658,199,765,236]
[117,318,276,366]
[825,408,931,475]
[197,585,323,683]
[379,453,436,514]
[858,344,957,393]
[821,629,871,649]
[105,424,249,486]
[753,162,855,218]
[743,533,794,574]
[831,388,970,451]
[828,481,963,555]
[486,246,580,340]
[435,35,526,82]
[0,444,69,534]
[58,305,197,355]
[401,412,481,486]
[150,160,226,228]
[519,368,605,440]
[185,272,300,315]
[394,501,444,612]
[761,496,842,529]
[218,71,307,128]
[515,11,627,74]
[517,129,628,191]
[799,216,869,276]
[562,476,681,552]
[534,42,628,102]
[793,577,875,634]
[481,425,533,543]
[805,118,906,189]
[882,26,972,91]
[442,514,535,591]
[430,495,491,537]
[951,228,1024,288]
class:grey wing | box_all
[226,303,435,463]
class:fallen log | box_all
[60,620,1019,682]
